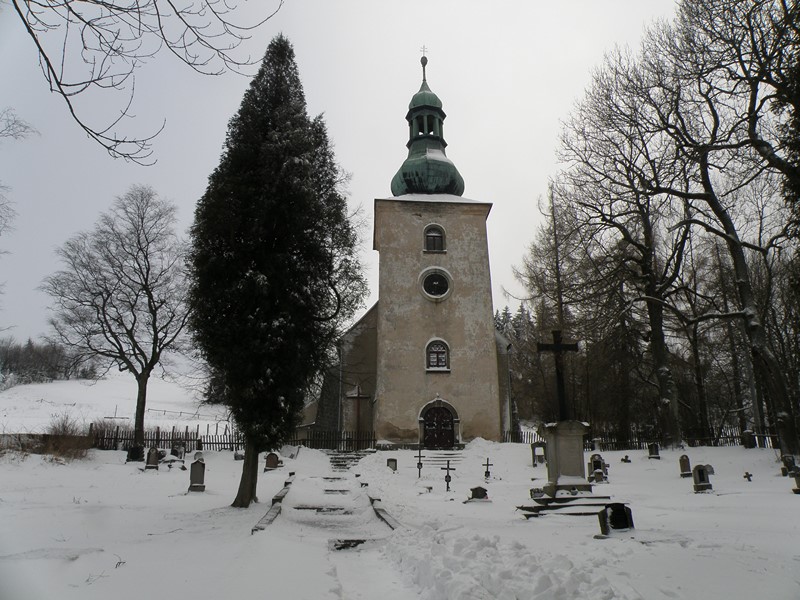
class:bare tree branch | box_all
[10,0,283,163]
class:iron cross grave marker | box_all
[537,330,579,421]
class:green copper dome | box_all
[409,79,443,110]
[391,56,465,197]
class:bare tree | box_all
[42,185,190,454]
[10,0,283,163]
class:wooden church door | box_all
[423,406,455,449]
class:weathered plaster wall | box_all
[372,196,502,444]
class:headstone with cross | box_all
[416,446,425,478]
[483,457,493,480]
[743,472,753,482]
[537,331,589,496]
[441,460,456,492]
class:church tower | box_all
[370,56,506,447]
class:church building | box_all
[307,57,511,449]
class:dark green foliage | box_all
[188,35,366,452]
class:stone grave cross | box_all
[416,446,425,478]
[537,330,579,421]
[483,457,493,479]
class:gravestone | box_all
[483,457,493,479]
[693,464,713,492]
[793,475,800,495]
[234,450,245,461]
[530,442,546,466]
[170,445,185,460]
[539,421,591,496]
[679,455,692,478]
[263,452,281,472]
[647,443,660,460]
[467,486,489,501]
[598,503,634,536]
[741,430,755,449]
[126,445,145,462]
[194,451,204,461]
[620,455,631,463]
[145,446,159,470]
[188,457,205,492]
[387,458,397,472]
[781,455,797,477]
[743,472,752,482]
[592,470,605,484]
[587,453,607,480]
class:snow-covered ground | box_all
[1,377,799,599]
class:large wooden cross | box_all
[537,330,579,421]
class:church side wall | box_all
[339,304,378,432]
[373,198,502,444]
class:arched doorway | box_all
[421,404,456,449]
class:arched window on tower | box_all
[426,340,450,370]
[424,225,445,252]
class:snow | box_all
[2,376,800,599]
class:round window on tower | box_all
[419,267,453,302]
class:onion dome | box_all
[390,56,465,196]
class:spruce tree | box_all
[188,35,366,507]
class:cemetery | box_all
[1,374,799,599]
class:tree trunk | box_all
[645,297,682,447]
[133,371,150,448]
[689,323,710,441]
[231,435,260,508]
[699,156,800,455]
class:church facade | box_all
[307,58,511,448]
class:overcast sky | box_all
[0,0,677,342]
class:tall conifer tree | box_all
[188,35,366,507]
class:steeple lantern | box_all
[390,56,465,197]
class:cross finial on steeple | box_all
[420,45,428,81]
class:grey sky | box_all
[0,0,676,342]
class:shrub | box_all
[42,412,91,460]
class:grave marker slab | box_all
[679,455,692,478]
[539,421,591,496]
[189,457,205,492]
[145,447,159,470]
[263,452,281,472]
[693,464,713,492]
[466,486,489,502]
[387,458,397,472]
[648,443,660,460]
[598,503,634,536]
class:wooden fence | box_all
[91,425,244,452]
[88,424,776,453]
